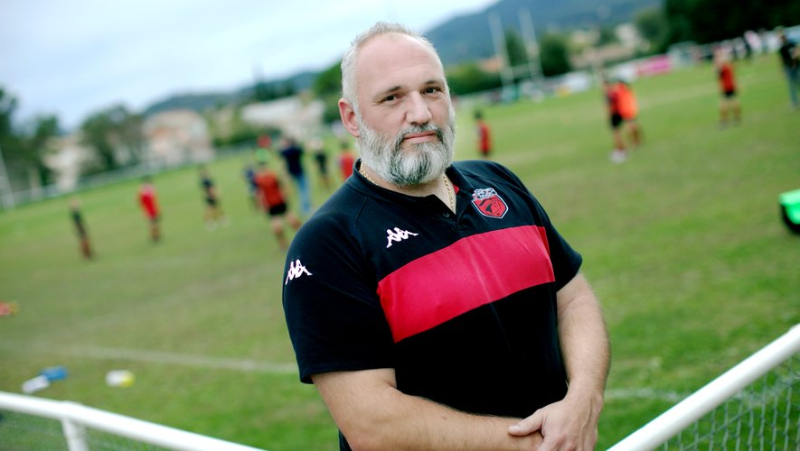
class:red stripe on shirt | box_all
[377,225,554,343]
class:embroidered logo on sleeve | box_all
[285,259,312,285]
[471,188,508,218]
[386,227,419,248]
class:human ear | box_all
[338,98,360,138]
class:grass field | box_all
[1,54,798,450]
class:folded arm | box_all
[312,368,543,450]
[508,273,611,450]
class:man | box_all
[254,161,301,250]
[243,162,259,210]
[278,136,312,215]
[199,165,228,230]
[309,137,332,190]
[138,176,160,242]
[474,110,492,158]
[338,140,356,181]
[778,30,800,110]
[603,77,628,163]
[282,22,610,450]
[615,79,641,151]
[714,48,741,127]
[70,198,93,259]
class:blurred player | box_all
[778,29,800,110]
[70,198,93,259]
[338,141,356,181]
[309,137,331,190]
[474,110,492,158]
[138,176,161,243]
[616,79,642,149]
[278,137,312,215]
[256,133,272,164]
[603,78,628,163]
[715,48,741,127]
[254,161,302,250]
[243,162,259,210]
[199,165,228,230]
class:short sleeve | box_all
[282,216,395,383]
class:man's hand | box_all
[507,392,602,450]
[507,272,610,450]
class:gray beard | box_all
[357,112,456,187]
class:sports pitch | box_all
[1,55,798,449]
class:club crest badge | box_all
[471,188,508,218]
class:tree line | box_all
[636,0,800,53]
[0,87,148,193]
[4,0,797,194]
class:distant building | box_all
[240,96,325,139]
[44,134,95,191]
[143,109,214,166]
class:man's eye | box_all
[425,87,441,94]
[384,95,398,102]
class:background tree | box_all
[504,28,529,69]
[0,88,20,164]
[539,33,572,77]
[597,26,619,46]
[0,87,60,190]
[253,79,298,103]
[0,88,23,191]
[80,104,144,172]
[663,0,800,45]
[312,60,343,124]
[22,115,59,186]
[446,63,502,96]
[635,7,670,53]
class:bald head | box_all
[340,22,445,114]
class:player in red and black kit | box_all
[253,161,301,250]
[199,165,228,230]
[603,77,628,163]
[715,48,741,127]
[138,176,160,242]
[474,110,492,158]
[338,141,356,182]
[70,198,93,259]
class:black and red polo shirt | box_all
[282,159,582,423]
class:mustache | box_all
[394,124,444,149]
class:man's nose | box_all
[405,92,432,125]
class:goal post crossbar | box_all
[609,324,800,451]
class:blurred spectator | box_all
[279,137,312,215]
[778,29,800,110]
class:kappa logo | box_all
[285,259,312,285]
[471,188,508,218]
[386,227,419,248]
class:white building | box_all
[142,109,214,166]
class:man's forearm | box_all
[557,274,611,402]
[313,370,542,450]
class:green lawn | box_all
[1,54,798,450]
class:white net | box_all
[0,409,170,450]
[612,327,800,451]
[660,353,799,450]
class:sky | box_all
[1,0,497,131]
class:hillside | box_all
[143,71,319,116]
[426,0,660,65]
[143,0,660,115]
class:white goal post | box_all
[610,324,800,450]
[0,391,265,451]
